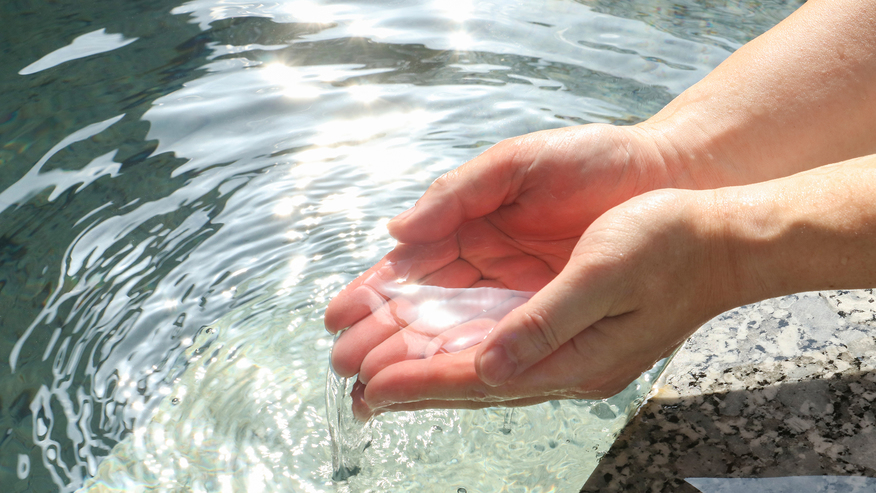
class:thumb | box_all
[474,259,618,387]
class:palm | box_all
[480,127,662,241]
[447,217,576,291]
[388,124,668,245]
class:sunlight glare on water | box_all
[0,0,803,491]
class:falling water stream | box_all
[326,368,368,482]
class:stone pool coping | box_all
[582,289,876,492]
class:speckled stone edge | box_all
[581,289,876,492]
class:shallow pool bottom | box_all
[79,302,668,493]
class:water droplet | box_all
[171,397,180,405]
[457,488,467,493]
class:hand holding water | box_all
[329,158,876,421]
[326,0,876,419]
[325,125,707,418]
[325,124,678,350]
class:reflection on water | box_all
[19,29,139,76]
[0,0,803,491]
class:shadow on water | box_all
[581,0,804,50]
[582,366,876,492]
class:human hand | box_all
[332,153,876,419]
[328,188,737,419]
[325,123,678,376]
[323,123,699,418]
[324,0,876,418]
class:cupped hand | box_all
[324,124,707,419]
[333,187,738,419]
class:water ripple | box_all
[0,0,803,491]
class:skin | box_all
[325,0,876,420]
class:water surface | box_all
[0,0,803,491]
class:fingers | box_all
[386,139,531,244]
[422,318,497,358]
[355,395,554,421]
[356,291,530,384]
[324,280,388,336]
[352,314,678,421]
[359,337,632,412]
[330,295,413,377]
[358,318,494,384]
[348,378,543,422]
[474,257,618,387]
[329,274,517,378]
[363,350,486,409]
[324,237,462,333]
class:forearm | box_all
[640,0,876,189]
[714,154,876,308]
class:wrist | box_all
[702,184,785,310]
[634,87,780,192]
[709,157,876,306]
[633,115,738,191]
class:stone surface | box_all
[582,290,876,492]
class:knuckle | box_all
[431,172,449,188]
[486,135,516,154]
[430,170,468,210]
[517,308,563,358]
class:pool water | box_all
[0,0,803,491]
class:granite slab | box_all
[582,290,876,492]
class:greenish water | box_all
[0,0,803,491]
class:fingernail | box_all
[478,345,517,387]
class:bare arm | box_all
[354,154,876,416]
[719,155,876,304]
[641,0,876,189]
